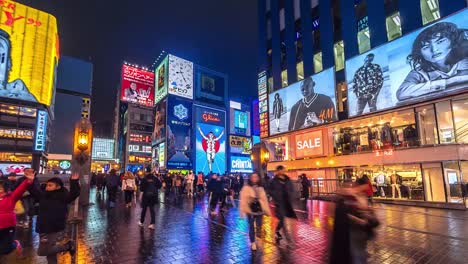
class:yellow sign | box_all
[0,1,59,106]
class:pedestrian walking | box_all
[300,174,311,201]
[207,174,223,215]
[239,172,271,251]
[96,173,106,194]
[122,171,137,208]
[138,167,162,230]
[29,172,80,264]
[106,169,120,208]
[233,174,244,197]
[0,169,34,261]
[270,165,297,246]
[186,171,195,196]
[196,172,204,193]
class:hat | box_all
[276,165,285,171]
[47,177,64,188]
[145,166,152,173]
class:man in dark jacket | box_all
[106,169,120,208]
[207,174,223,215]
[138,167,162,230]
[270,165,297,245]
[29,173,80,264]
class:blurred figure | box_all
[0,169,33,260]
[174,173,183,198]
[239,172,271,251]
[186,171,195,196]
[300,174,311,201]
[106,170,120,208]
[329,180,380,264]
[196,172,204,193]
[233,174,244,197]
[207,174,223,215]
[138,167,162,230]
[270,165,297,246]
[96,173,106,194]
[29,172,80,264]
[357,174,373,205]
[122,171,137,208]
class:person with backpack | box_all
[239,172,271,251]
[106,169,120,208]
[0,169,34,261]
[29,172,80,264]
[138,167,162,230]
[122,171,137,208]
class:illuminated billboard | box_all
[154,56,169,104]
[258,71,269,138]
[229,135,252,155]
[121,64,155,106]
[0,1,59,106]
[166,97,192,169]
[0,163,30,175]
[158,143,165,168]
[152,99,166,146]
[34,110,48,152]
[230,110,251,136]
[346,10,468,117]
[195,67,226,105]
[230,156,253,173]
[92,138,115,160]
[269,68,337,135]
[195,106,226,175]
[168,54,193,99]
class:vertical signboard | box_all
[258,71,269,138]
[158,143,165,169]
[34,110,48,152]
[166,97,193,169]
[152,99,167,146]
[195,106,226,175]
[168,54,194,99]
[154,56,169,104]
[121,64,155,106]
[252,99,260,136]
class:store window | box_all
[357,27,371,54]
[333,109,417,155]
[420,0,440,25]
[416,105,437,145]
[333,41,345,71]
[435,101,455,144]
[264,136,289,162]
[386,13,402,41]
[281,69,288,87]
[443,161,464,203]
[314,52,323,73]
[452,98,468,143]
[296,61,304,81]
[422,163,445,202]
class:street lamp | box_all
[261,151,270,171]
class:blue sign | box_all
[230,156,253,173]
[34,110,48,152]
[167,97,193,169]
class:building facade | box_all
[257,0,467,208]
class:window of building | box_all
[296,61,304,80]
[357,27,371,54]
[281,69,288,87]
[386,12,402,41]
[334,41,345,71]
[443,161,463,203]
[0,128,34,140]
[0,152,32,163]
[416,105,438,145]
[336,82,347,114]
[267,77,273,93]
[313,52,323,73]
[420,0,440,25]
[422,163,446,202]
[435,101,455,144]
[452,98,468,143]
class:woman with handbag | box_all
[239,172,271,251]
[122,171,137,208]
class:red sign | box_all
[202,112,221,123]
[121,65,155,106]
[129,134,151,143]
[294,130,324,159]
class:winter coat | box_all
[239,184,271,218]
[29,179,80,234]
[207,179,223,194]
[122,178,137,191]
[106,173,120,188]
[140,174,162,205]
[269,174,297,218]
[0,179,32,229]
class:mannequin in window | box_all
[381,123,394,146]
[374,171,386,197]
[403,124,418,146]
[393,129,401,146]
[390,172,402,199]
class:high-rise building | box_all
[257,0,467,208]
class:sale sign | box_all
[294,130,324,159]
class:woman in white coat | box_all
[239,172,271,251]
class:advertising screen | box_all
[346,10,468,117]
[121,64,155,107]
[34,110,48,152]
[166,97,192,169]
[252,99,260,136]
[230,156,253,173]
[92,138,115,160]
[152,99,166,146]
[158,143,165,168]
[0,163,30,175]
[258,71,269,138]
[195,68,226,104]
[230,110,251,136]
[269,68,337,135]
[129,134,151,143]
[154,56,169,104]
[195,106,226,175]
[0,2,59,107]
[168,54,193,99]
[229,135,252,154]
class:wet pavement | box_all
[7,189,468,264]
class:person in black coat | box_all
[207,174,223,215]
[138,167,162,230]
[270,166,297,244]
[29,173,80,264]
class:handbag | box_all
[14,200,25,215]
[249,187,263,213]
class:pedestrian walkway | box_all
[10,189,468,264]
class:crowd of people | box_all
[0,165,379,263]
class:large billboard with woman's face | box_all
[346,10,468,117]
[268,68,337,136]
[0,1,59,106]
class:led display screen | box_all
[0,1,59,106]
[166,97,192,169]
[229,135,252,154]
[168,54,193,99]
[195,68,226,104]
[120,64,155,107]
[346,10,468,117]
[92,138,115,160]
[154,56,169,104]
[0,163,30,175]
[34,110,48,152]
[152,99,166,146]
[258,71,269,138]
[230,156,253,173]
[268,67,337,135]
[230,110,251,136]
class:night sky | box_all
[16,0,258,136]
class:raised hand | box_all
[24,168,35,182]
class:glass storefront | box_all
[264,136,289,162]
